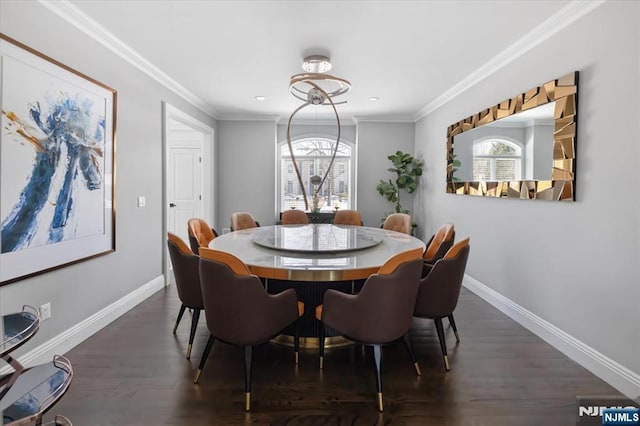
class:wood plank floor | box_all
[45,287,623,425]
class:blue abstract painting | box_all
[1,35,115,284]
[1,95,105,253]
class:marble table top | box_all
[209,224,425,281]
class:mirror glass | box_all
[452,102,555,182]
[446,71,578,201]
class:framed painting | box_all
[0,34,117,285]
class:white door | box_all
[167,146,202,244]
[163,103,214,286]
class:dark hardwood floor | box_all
[45,286,622,425]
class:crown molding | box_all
[352,115,415,124]
[276,118,358,126]
[37,0,606,124]
[38,0,218,119]
[412,0,606,122]
[217,114,280,122]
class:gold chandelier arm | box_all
[286,79,342,212]
[289,73,351,105]
[286,101,313,211]
[304,81,341,192]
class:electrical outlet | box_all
[222,227,231,234]
[137,196,146,207]
[40,302,51,321]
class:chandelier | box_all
[286,55,351,211]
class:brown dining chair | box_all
[187,218,218,255]
[332,209,363,226]
[413,238,470,371]
[281,209,310,225]
[422,223,456,275]
[315,247,424,412]
[230,212,259,231]
[166,232,204,359]
[195,248,304,411]
[382,213,412,235]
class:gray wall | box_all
[217,120,277,229]
[357,122,415,227]
[0,2,216,355]
[216,121,412,230]
[414,1,640,375]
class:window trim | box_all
[277,136,356,214]
[472,137,523,182]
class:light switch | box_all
[137,196,146,207]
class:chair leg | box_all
[434,318,449,371]
[402,333,421,376]
[186,309,201,359]
[319,323,325,369]
[173,304,186,334]
[448,313,460,342]
[294,318,300,365]
[194,334,215,383]
[373,344,383,412]
[244,345,253,411]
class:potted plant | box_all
[376,150,423,222]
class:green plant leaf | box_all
[377,150,424,217]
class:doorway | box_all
[163,103,214,284]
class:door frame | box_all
[162,102,215,285]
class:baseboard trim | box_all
[463,275,640,399]
[2,275,165,372]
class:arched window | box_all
[279,138,353,212]
[473,139,522,181]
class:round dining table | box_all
[209,224,425,345]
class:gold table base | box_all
[270,334,353,349]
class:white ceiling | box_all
[67,0,573,122]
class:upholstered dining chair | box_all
[315,248,424,412]
[230,212,259,231]
[187,218,218,255]
[422,223,456,275]
[195,248,304,411]
[332,209,363,226]
[281,209,310,225]
[382,213,412,235]
[413,238,470,371]
[166,232,204,359]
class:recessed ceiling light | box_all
[369,97,379,101]
[255,96,266,101]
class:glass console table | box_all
[1,307,73,425]
[278,211,335,224]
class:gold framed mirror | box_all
[446,71,578,201]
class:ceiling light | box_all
[302,55,332,73]
[286,53,351,211]
[254,96,265,101]
[369,97,379,101]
